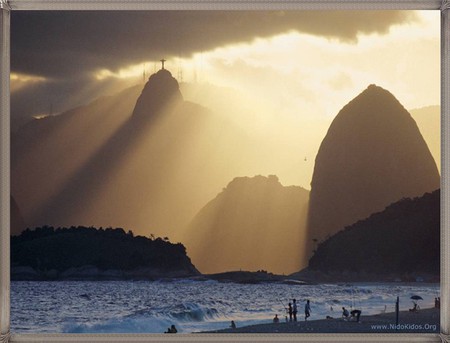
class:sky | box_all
[10,10,440,187]
[10,11,441,272]
[11,11,439,111]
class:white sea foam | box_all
[11,280,439,333]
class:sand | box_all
[203,308,440,334]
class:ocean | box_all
[10,280,439,333]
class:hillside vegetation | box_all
[11,226,199,279]
[308,190,439,276]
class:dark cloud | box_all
[11,11,417,79]
[10,10,418,127]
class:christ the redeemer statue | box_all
[160,59,166,70]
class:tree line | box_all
[11,226,197,273]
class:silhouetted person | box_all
[305,299,311,321]
[273,314,279,323]
[230,320,236,329]
[288,302,293,322]
[409,302,419,312]
[165,325,177,333]
[435,297,440,309]
[292,299,298,322]
[351,309,362,322]
[342,307,349,319]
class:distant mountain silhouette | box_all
[11,84,142,228]
[308,190,439,276]
[183,175,309,274]
[11,196,26,236]
[306,85,440,261]
[11,69,261,245]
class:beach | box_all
[11,281,440,333]
[204,308,440,334]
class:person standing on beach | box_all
[293,299,298,321]
[305,299,311,321]
[435,297,440,309]
[288,302,293,322]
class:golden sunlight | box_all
[12,10,440,277]
[11,72,47,92]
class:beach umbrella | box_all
[410,295,423,300]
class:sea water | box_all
[10,280,439,333]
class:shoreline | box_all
[202,308,440,333]
[11,265,440,285]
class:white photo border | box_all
[1,1,448,342]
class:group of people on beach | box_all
[274,299,362,324]
[341,307,362,322]
[278,298,311,322]
[168,296,364,333]
[164,324,178,333]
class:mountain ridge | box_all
[305,189,439,280]
[183,175,310,274]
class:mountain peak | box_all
[306,85,440,260]
[132,68,183,119]
[348,84,402,110]
[362,84,399,101]
[366,83,380,90]
[327,84,413,137]
[153,68,175,80]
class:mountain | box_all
[12,70,198,234]
[11,84,141,228]
[307,190,439,278]
[183,175,310,274]
[133,68,183,120]
[11,69,262,245]
[305,85,440,261]
[11,226,199,280]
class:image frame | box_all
[0,0,448,342]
